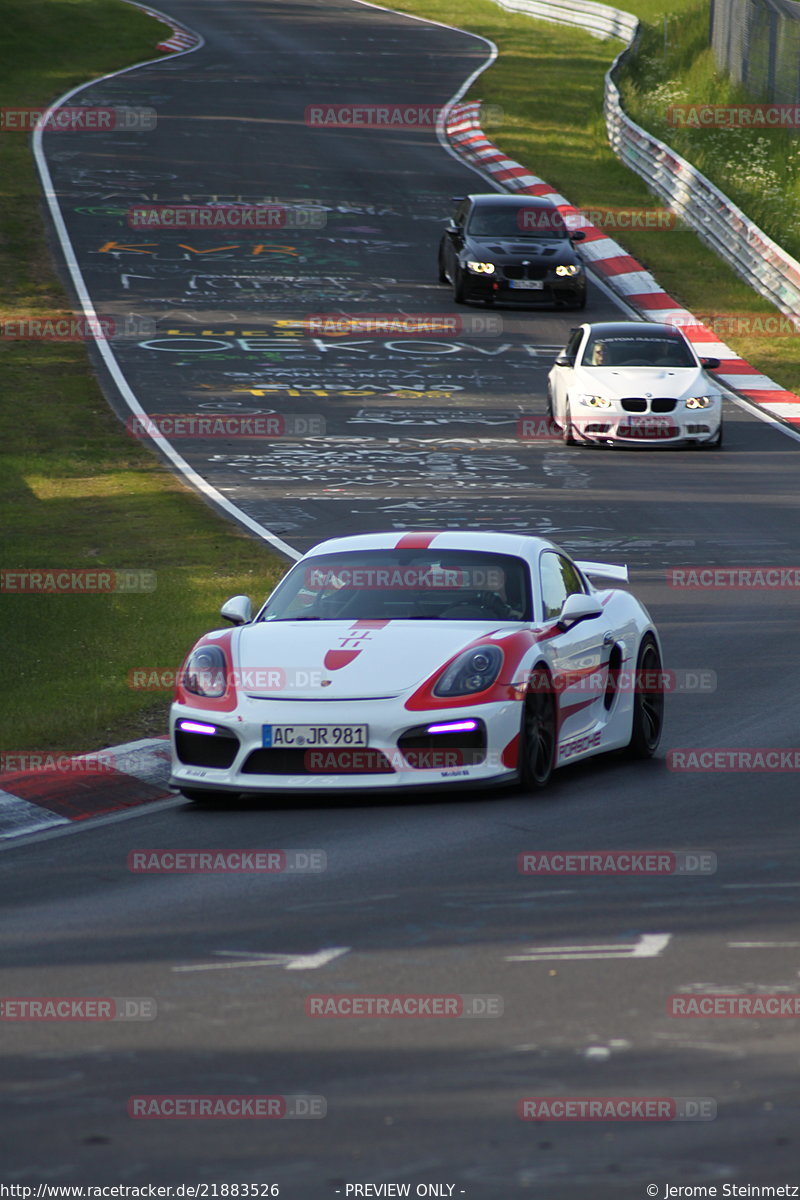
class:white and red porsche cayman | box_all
[169,531,664,801]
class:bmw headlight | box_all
[555,264,582,277]
[433,645,503,697]
[578,393,614,409]
[466,261,496,274]
[182,645,227,698]
[685,395,714,409]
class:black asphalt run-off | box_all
[6,0,800,1192]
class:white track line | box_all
[31,2,301,561]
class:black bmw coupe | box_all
[438,193,587,308]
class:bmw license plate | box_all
[509,279,544,290]
[263,724,368,748]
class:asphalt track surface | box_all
[4,0,800,1193]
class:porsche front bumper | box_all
[170,695,523,795]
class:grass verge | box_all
[621,2,800,261]
[1,0,286,755]
[390,0,800,391]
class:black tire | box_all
[519,667,557,790]
[626,635,664,758]
[453,266,467,304]
[437,246,448,284]
[546,384,554,421]
[563,403,577,445]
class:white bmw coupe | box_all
[170,531,664,801]
[548,320,723,448]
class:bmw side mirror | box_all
[701,356,720,370]
[220,595,253,625]
[557,593,604,629]
[554,354,574,367]
[569,230,586,241]
[445,219,459,234]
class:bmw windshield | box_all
[467,208,569,239]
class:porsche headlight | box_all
[555,264,582,277]
[433,645,503,698]
[685,395,714,409]
[182,645,227,698]
[466,261,496,274]
[578,393,614,409]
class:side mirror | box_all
[220,595,253,625]
[569,229,586,241]
[557,592,604,628]
[554,354,574,367]
[700,356,720,370]
[445,219,459,234]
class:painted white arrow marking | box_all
[173,947,350,973]
[505,933,671,962]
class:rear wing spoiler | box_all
[575,560,629,583]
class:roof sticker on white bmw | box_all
[394,532,442,550]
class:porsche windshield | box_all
[258,550,532,622]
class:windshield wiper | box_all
[264,615,325,622]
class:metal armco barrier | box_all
[488,0,800,316]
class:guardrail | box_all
[488,0,800,316]
[492,0,636,41]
